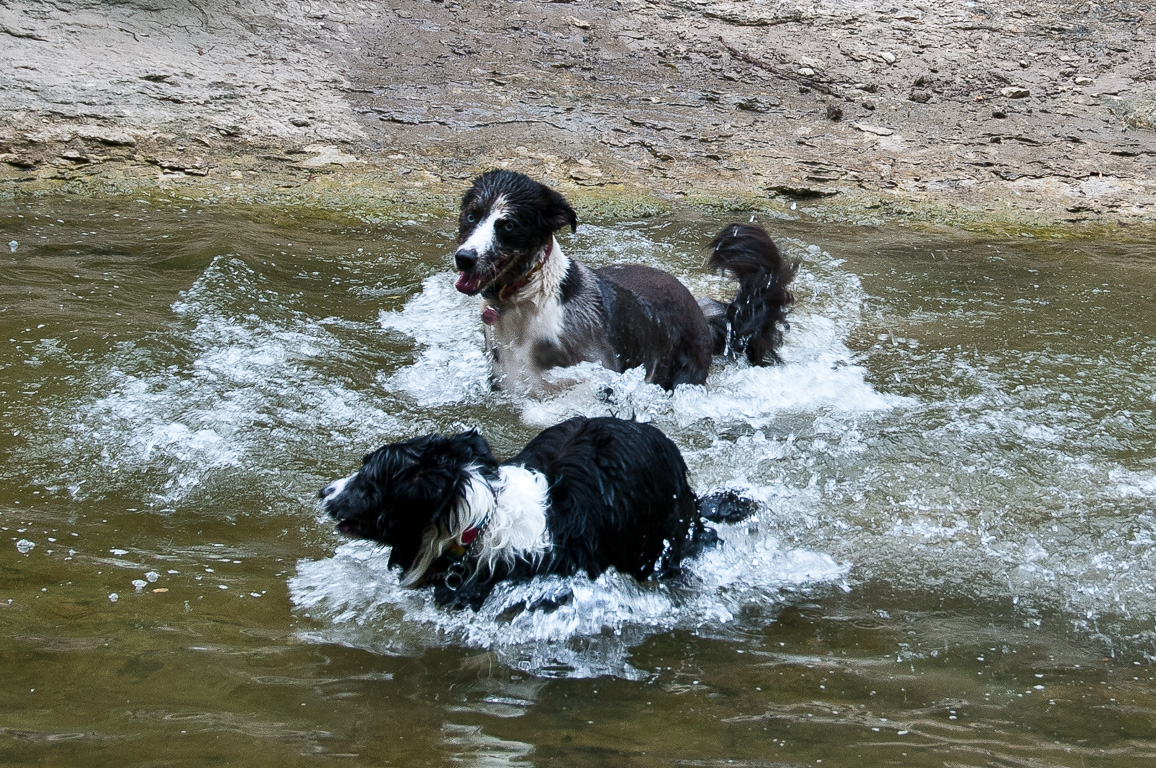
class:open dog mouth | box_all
[455,251,522,296]
[454,270,491,295]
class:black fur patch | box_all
[708,223,799,365]
[321,431,498,574]
[454,173,797,391]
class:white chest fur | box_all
[486,239,570,393]
[475,465,552,571]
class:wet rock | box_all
[909,90,932,104]
[75,127,136,147]
[736,96,779,112]
[154,157,210,176]
[290,117,311,127]
[300,145,362,166]
[568,160,604,184]
[1,153,36,169]
[853,122,894,136]
[1105,96,1156,130]
[1000,87,1031,99]
[767,182,839,198]
[993,109,1008,119]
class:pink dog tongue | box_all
[481,306,499,325]
[455,271,483,295]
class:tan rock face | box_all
[1,0,1154,225]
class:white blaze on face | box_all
[459,197,508,258]
[321,472,357,504]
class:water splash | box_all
[43,254,398,509]
[290,530,848,679]
[293,237,872,678]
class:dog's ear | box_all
[541,186,578,234]
[435,429,498,471]
[403,430,496,497]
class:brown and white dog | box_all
[452,170,798,393]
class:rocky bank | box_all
[2,0,1155,227]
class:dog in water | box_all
[451,169,798,392]
[319,416,754,609]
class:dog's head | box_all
[453,170,577,296]
[319,430,499,586]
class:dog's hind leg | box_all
[698,296,729,356]
[697,489,760,524]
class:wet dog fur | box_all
[451,170,797,392]
[319,416,752,609]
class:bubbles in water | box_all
[41,254,400,509]
[378,238,906,434]
[378,275,490,407]
[290,531,848,679]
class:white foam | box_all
[291,237,885,677]
[289,530,848,679]
[47,254,399,508]
[378,274,490,406]
[380,241,909,431]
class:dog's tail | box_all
[699,223,798,365]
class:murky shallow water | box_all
[2,197,1155,766]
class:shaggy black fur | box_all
[702,223,800,365]
[320,416,750,609]
[322,430,500,579]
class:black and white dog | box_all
[319,416,752,609]
[452,170,798,392]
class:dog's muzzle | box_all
[319,473,354,504]
[454,248,489,295]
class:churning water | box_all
[2,199,1155,766]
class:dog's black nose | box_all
[454,248,478,272]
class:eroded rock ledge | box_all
[2,0,1154,227]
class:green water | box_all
[2,198,1155,766]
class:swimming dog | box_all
[452,170,797,392]
[319,416,753,609]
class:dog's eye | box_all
[501,220,516,232]
[465,213,477,224]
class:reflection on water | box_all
[2,199,1155,766]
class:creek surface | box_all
[2,198,1155,766]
